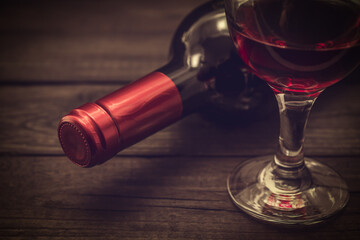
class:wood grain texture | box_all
[0,0,207,83]
[0,156,359,239]
[0,0,359,239]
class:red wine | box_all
[226,0,360,95]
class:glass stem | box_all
[273,93,318,179]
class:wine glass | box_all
[224,0,359,225]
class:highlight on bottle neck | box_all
[58,72,183,167]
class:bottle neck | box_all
[158,61,215,116]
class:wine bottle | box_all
[58,0,263,167]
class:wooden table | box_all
[0,0,359,239]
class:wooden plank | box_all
[0,156,359,239]
[0,81,359,157]
[0,0,208,83]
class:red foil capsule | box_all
[58,72,183,167]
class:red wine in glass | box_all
[227,0,359,95]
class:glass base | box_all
[227,155,349,226]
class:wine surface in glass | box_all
[227,0,360,95]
